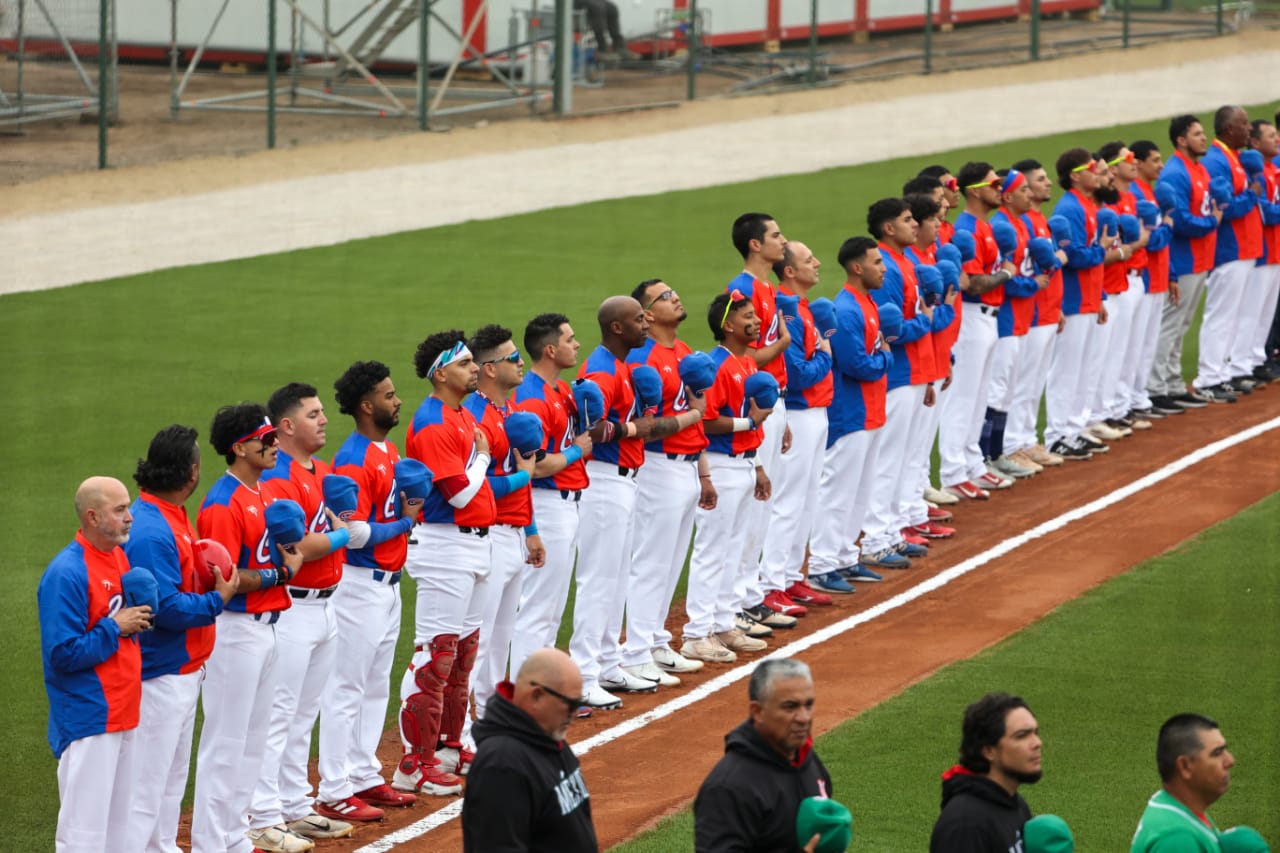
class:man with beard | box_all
[1131,714,1235,853]
[930,692,1043,853]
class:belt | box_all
[253,610,282,625]
[559,489,583,502]
[370,568,401,585]
[617,466,638,478]
[666,452,702,462]
[729,449,758,460]
[777,388,788,399]
[289,585,337,600]
[458,526,489,537]
[979,304,999,317]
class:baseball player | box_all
[919,165,961,244]
[508,314,592,685]
[939,162,1021,499]
[758,244,836,609]
[806,237,893,594]
[317,362,419,822]
[1197,105,1265,400]
[122,427,239,853]
[726,213,795,632]
[1240,120,1280,382]
[1147,115,1222,412]
[681,290,774,662]
[622,279,714,683]
[248,384,356,843]
[1007,157,1070,466]
[397,330,501,793]
[573,296,660,708]
[39,476,151,853]
[461,325,546,737]
[194,404,306,853]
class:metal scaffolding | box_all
[1,0,114,128]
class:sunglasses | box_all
[481,349,522,366]
[721,288,747,328]
[965,177,1001,190]
[234,420,278,447]
[1071,159,1101,174]
[531,680,586,711]
[644,289,678,310]
[943,177,959,191]
[1107,150,1135,166]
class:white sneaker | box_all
[652,645,704,673]
[286,814,353,840]
[715,628,768,653]
[581,684,624,709]
[1086,421,1125,441]
[601,667,660,693]
[681,635,737,664]
[924,484,960,505]
[991,455,1036,479]
[623,661,679,687]
[247,825,316,853]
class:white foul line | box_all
[355,414,1280,852]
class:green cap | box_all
[1024,814,1074,853]
[795,797,853,853]
[1219,826,1271,853]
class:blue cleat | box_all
[808,571,856,594]
[839,564,884,583]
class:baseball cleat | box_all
[1126,413,1153,430]
[1078,434,1110,454]
[1229,375,1257,393]
[1199,383,1239,403]
[715,628,768,653]
[681,636,737,664]
[1048,438,1092,460]
[315,796,385,823]
[1008,450,1044,473]
[247,825,316,853]
[807,571,856,594]
[354,783,416,807]
[735,611,775,637]
[991,455,1036,479]
[763,589,808,617]
[743,603,798,629]
[786,580,834,606]
[863,547,911,570]
[977,471,1014,490]
[621,661,680,687]
[942,481,990,501]
[927,505,955,522]
[924,484,960,505]
[434,743,474,776]
[1025,444,1065,466]
[1171,391,1209,409]
[652,645,704,673]
[900,530,930,547]
[600,669,659,693]
[393,757,463,795]
[287,814,354,840]
[1148,396,1185,415]
[839,564,884,583]
[580,685,625,710]
[906,521,955,539]
[895,541,928,559]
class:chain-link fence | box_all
[3,0,1277,181]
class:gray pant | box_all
[1147,270,1208,397]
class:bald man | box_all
[39,477,153,853]
[462,649,598,852]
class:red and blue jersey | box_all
[124,494,221,680]
[991,208,1040,337]
[874,243,935,389]
[331,434,410,572]
[1163,151,1219,276]
[513,372,589,492]
[776,287,833,410]
[910,241,960,381]
[579,345,645,469]
[1022,208,1066,322]
[260,451,342,589]
[954,213,1004,307]
[827,284,891,444]
[408,396,498,528]
[627,338,709,456]
[1204,140,1263,265]
[1260,161,1280,265]
[464,393,534,527]
[1052,189,1107,315]
[1131,179,1172,294]
[728,271,788,391]
[703,347,763,457]
[198,473,291,615]
[38,533,142,758]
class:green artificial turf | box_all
[5,98,1276,848]
[610,492,1280,852]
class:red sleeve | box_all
[413,422,467,481]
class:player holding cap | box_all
[397,330,501,793]
[682,291,775,662]
[194,405,305,853]
[39,476,152,853]
[1240,119,1280,384]
[460,325,545,741]
[248,384,356,844]
[509,315,593,684]
[317,362,419,822]
[622,279,715,683]
[122,426,239,853]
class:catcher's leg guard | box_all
[439,630,479,749]
[398,635,456,778]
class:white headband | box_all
[429,342,472,377]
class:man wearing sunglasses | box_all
[462,648,598,852]
[919,164,961,244]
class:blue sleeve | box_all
[488,469,531,499]
[782,312,832,392]
[1166,171,1221,238]
[1146,222,1172,252]
[1059,202,1106,269]
[832,310,892,381]
[367,516,414,546]
[39,570,123,674]
[871,270,930,343]
[930,304,955,331]
[1259,195,1280,226]
[125,535,221,632]
[1204,156,1258,221]
[1004,274,1040,298]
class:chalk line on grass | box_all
[352,414,1280,851]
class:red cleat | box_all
[906,521,956,539]
[763,589,807,618]
[786,580,833,607]
[900,530,930,547]
[943,481,990,501]
[316,796,385,822]
[355,783,416,808]
[927,505,954,523]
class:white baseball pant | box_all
[1147,271,1208,398]
[192,611,279,853]
[1196,259,1255,389]
[57,728,135,853]
[862,383,927,555]
[759,407,828,594]
[1081,295,1117,426]
[317,567,401,803]
[1044,312,1100,447]
[471,524,526,720]
[405,524,491,643]
[1004,322,1057,455]
[249,590,339,827]
[571,460,638,692]
[509,489,579,678]
[123,669,200,853]
[808,428,881,574]
[1107,273,1149,418]
[1126,290,1164,412]
[1235,264,1280,371]
[939,307,999,486]
[1094,276,1143,420]
[684,453,756,639]
[902,384,941,531]
[623,451,700,667]
[735,404,786,611]
[987,335,1022,412]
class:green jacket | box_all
[1131,790,1221,853]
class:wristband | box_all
[563,444,584,465]
[507,470,531,490]
[699,473,712,479]
[524,522,538,537]
[325,528,350,553]
[256,568,280,589]
[732,417,752,433]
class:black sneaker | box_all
[1201,383,1238,403]
[1132,407,1166,420]
[1171,391,1208,409]
[1149,396,1185,415]
[1229,375,1256,393]
[1049,439,1092,460]
[1078,434,1110,454]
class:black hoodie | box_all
[928,765,1032,853]
[462,684,598,853]
[694,718,833,853]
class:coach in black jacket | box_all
[463,648,598,853]
[695,658,834,853]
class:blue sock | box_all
[979,407,998,460]
[989,410,1009,461]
